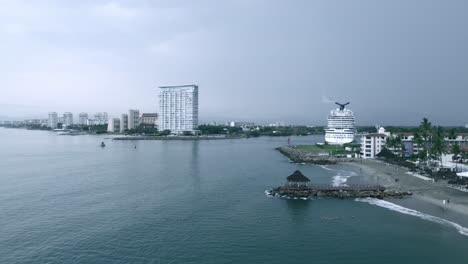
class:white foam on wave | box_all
[332,171,357,187]
[356,198,468,237]
[319,165,335,171]
[320,165,357,187]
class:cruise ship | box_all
[324,102,355,145]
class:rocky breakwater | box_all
[266,187,412,200]
[276,146,353,165]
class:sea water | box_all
[0,128,467,264]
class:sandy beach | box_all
[347,159,468,219]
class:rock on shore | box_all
[276,146,353,165]
[266,187,412,199]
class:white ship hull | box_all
[325,129,355,145]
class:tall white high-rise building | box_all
[120,114,128,132]
[107,118,121,132]
[93,112,109,125]
[79,113,88,125]
[159,85,199,134]
[63,112,73,127]
[48,112,58,129]
[128,110,140,130]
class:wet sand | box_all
[347,159,468,219]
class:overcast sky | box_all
[1,0,467,125]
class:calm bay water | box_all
[1,128,467,264]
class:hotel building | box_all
[158,85,199,134]
[128,110,140,130]
[79,113,88,125]
[48,112,58,129]
[63,112,73,127]
[107,118,121,133]
[141,113,159,127]
[360,127,390,159]
[120,114,128,132]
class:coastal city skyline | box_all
[2,1,468,125]
[2,1,468,263]
[2,104,468,128]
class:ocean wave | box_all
[356,198,468,237]
[332,171,357,187]
[320,165,357,187]
[319,165,334,171]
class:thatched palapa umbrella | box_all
[286,170,310,188]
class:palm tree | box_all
[394,135,404,157]
[430,126,446,167]
[419,118,432,163]
[386,136,394,152]
[413,132,426,161]
[448,128,457,144]
[400,140,407,158]
[452,143,461,161]
[420,118,432,138]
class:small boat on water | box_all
[101,142,106,147]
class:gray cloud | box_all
[1,0,467,125]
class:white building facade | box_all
[361,127,390,159]
[141,113,158,127]
[93,112,108,125]
[159,85,199,134]
[48,112,58,129]
[229,121,255,127]
[107,118,121,132]
[120,114,128,132]
[63,112,73,127]
[128,110,140,130]
[79,113,88,125]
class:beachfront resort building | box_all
[120,114,128,132]
[159,85,199,134]
[63,112,73,127]
[141,113,158,127]
[78,113,88,125]
[128,109,140,130]
[360,127,390,159]
[48,112,58,129]
[92,112,108,125]
[107,118,121,133]
[398,133,468,157]
[119,114,128,132]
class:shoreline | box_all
[345,159,468,221]
[112,135,243,140]
[276,146,354,165]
